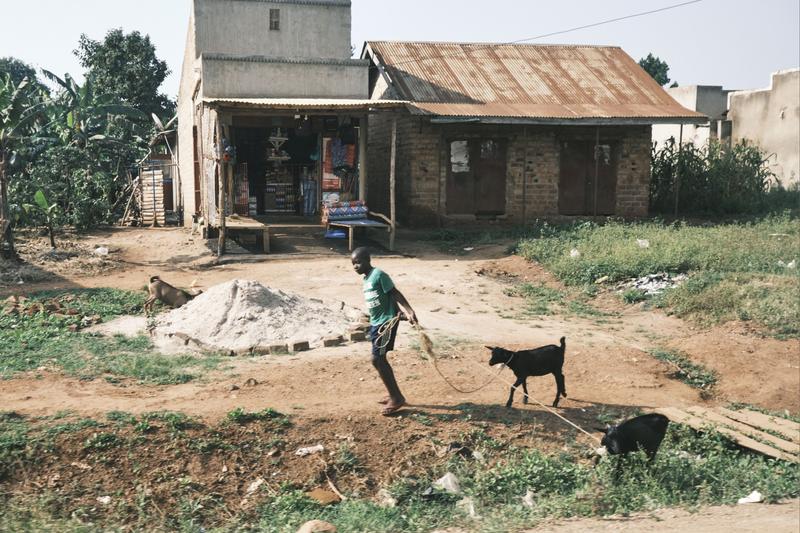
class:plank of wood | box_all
[716,408,800,444]
[654,407,798,463]
[686,407,799,455]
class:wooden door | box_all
[447,140,474,214]
[559,140,618,215]
[447,138,507,215]
[474,139,507,215]
[559,140,591,215]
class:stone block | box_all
[322,336,344,347]
[290,340,310,353]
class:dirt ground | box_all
[1,226,799,531]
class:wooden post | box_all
[358,114,368,202]
[216,119,227,257]
[389,115,397,252]
[522,126,528,226]
[674,123,684,218]
[593,126,600,217]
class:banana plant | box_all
[23,189,59,249]
[0,74,49,259]
[41,70,146,148]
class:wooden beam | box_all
[389,115,397,252]
[358,114,368,202]
[216,119,226,257]
[686,406,799,455]
[717,407,800,444]
[654,407,798,463]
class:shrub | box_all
[650,138,791,216]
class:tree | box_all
[0,75,48,259]
[0,57,38,86]
[74,29,175,120]
[638,53,671,87]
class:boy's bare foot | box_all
[381,399,406,416]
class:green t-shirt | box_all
[363,268,397,326]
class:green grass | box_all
[649,348,718,391]
[1,412,798,532]
[504,282,610,319]
[0,288,224,383]
[517,214,799,285]
[653,272,800,339]
[515,213,799,337]
[250,426,799,533]
[226,407,290,427]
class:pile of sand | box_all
[154,279,364,352]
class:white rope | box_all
[412,323,601,444]
[471,358,601,444]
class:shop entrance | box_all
[231,115,361,218]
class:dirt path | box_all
[529,499,800,533]
[2,227,798,422]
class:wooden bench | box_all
[323,201,394,252]
[225,215,270,253]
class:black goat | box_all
[600,413,670,460]
[486,337,566,408]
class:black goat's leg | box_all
[506,378,523,408]
[556,372,567,399]
[552,373,563,407]
[521,379,529,404]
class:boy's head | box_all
[351,247,372,275]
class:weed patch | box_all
[516,214,799,337]
[649,348,718,391]
[0,288,223,382]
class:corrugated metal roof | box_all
[203,97,407,110]
[366,41,706,122]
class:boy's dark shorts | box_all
[370,319,399,359]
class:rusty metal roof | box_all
[203,97,407,111]
[365,41,706,123]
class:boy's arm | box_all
[389,287,417,325]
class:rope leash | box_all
[411,323,601,445]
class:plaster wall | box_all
[194,0,352,60]
[202,57,368,98]
[729,69,800,184]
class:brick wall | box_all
[614,125,652,217]
[367,116,652,226]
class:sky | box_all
[0,0,797,99]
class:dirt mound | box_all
[154,279,364,352]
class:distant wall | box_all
[194,0,352,60]
[652,86,729,148]
[201,56,368,98]
[729,69,800,185]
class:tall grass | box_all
[516,214,799,285]
[516,214,799,337]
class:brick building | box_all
[362,42,705,226]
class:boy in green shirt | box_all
[351,247,417,416]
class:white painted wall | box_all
[729,69,800,185]
[652,86,729,148]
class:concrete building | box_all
[177,0,385,229]
[728,69,800,185]
[363,41,705,226]
[652,85,733,148]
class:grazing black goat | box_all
[486,336,566,408]
[600,413,670,460]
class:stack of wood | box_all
[140,170,166,226]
